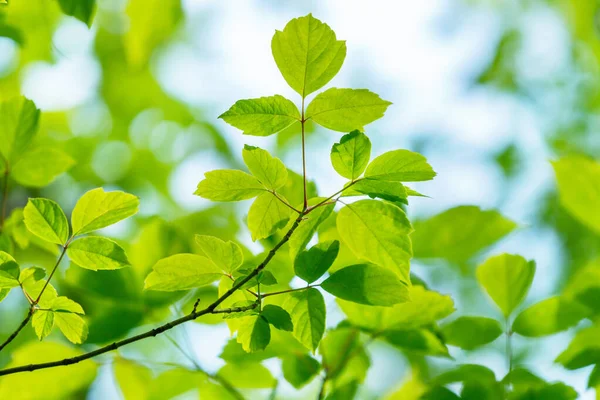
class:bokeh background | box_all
[1,0,599,398]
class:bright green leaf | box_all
[144,254,222,291]
[23,198,69,245]
[67,236,131,271]
[336,200,412,283]
[412,206,517,264]
[383,328,449,357]
[441,316,503,350]
[242,145,288,190]
[512,297,589,337]
[284,288,326,352]
[217,362,276,388]
[51,296,85,314]
[195,235,243,274]
[476,254,536,317]
[282,353,321,389]
[555,324,600,370]
[32,310,54,340]
[194,170,265,202]
[364,149,436,182]
[321,264,410,306]
[0,96,40,164]
[114,358,153,400]
[12,147,75,188]
[236,315,271,352]
[319,327,368,383]
[330,130,371,180]
[306,88,392,132]
[288,198,334,260]
[294,240,339,283]
[71,188,139,235]
[57,0,96,26]
[220,96,300,136]
[248,193,292,241]
[271,14,346,97]
[552,156,600,234]
[261,304,293,331]
[54,312,88,344]
[0,251,20,289]
[343,179,408,203]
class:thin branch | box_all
[506,316,513,374]
[301,97,308,211]
[261,285,319,298]
[0,308,33,353]
[271,191,301,214]
[317,376,326,400]
[34,244,69,304]
[0,213,305,377]
[306,180,360,214]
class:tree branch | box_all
[0,213,305,377]
[0,308,33,353]
[261,285,319,298]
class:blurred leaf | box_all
[71,188,139,235]
[144,254,222,291]
[271,13,346,97]
[57,0,95,27]
[365,150,436,182]
[282,353,321,389]
[441,316,503,350]
[563,260,600,315]
[330,130,371,180]
[477,30,520,91]
[512,296,589,337]
[194,170,265,202]
[306,88,391,132]
[0,251,20,288]
[383,328,449,357]
[552,155,600,234]
[218,362,276,388]
[555,324,600,369]
[337,200,412,283]
[320,327,369,385]
[114,358,153,400]
[294,240,339,284]
[412,206,517,264]
[0,96,40,164]
[220,96,300,137]
[67,236,130,271]
[322,264,410,306]
[12,147,75,187]
[476,254,536,317]
[283,288,326,352]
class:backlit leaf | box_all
[248,193,292,241]
[57,0,96,26]
[288,198,334,260]
[555,324,600,370]
[144,254,222,291]
[343,179,408,203]
[282,353,321,389]
[0,96,40,164]
[195,235,243,274]
[23,198,69,245]
[0,251,20,289]
[12,147,75,188]
[194,170,265,202]
[364,149,436,182]
[306,88,391,132]
[294,240,339,283]
[71,188,139,235]
[512,297,589,337]
[67,236,131,271]
[220,96,300,136]
[330,130,371,180]
[284,288,326,352]
[441,316,503,350]
[32,310,54,340]
[236,315,271,352]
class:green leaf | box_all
[383,328,449,356]
[412,206,517,264]
[0,96,40,164]
[242,145,288,190]
[261,304,293,331]
[288,198,335,260]
[319,327,369,383]
[71,188,139,235]
[51,296,85,314]
[114,358,153,400]
[32,310,54,340]
[195,235,243,274]
[364,149,436,182]
[512,296,589,337]
[57,0,96,26]
[284,288,326,352]
[282,353,321,389]
[330,130,371,180]
[325,381,360,400]
[343,179,407,203]
[248,193,292,241]
[321,264,410,306]
[336,200,412,283]
[194,170,265,202]
[0,251,20,289]
[305,88,392,132]
[23,198,69,245]
[433,364,497,386]
[0,288,9,303]
[144,254,222,291]
[219,96,300,136]
[0,341,97,399]
[67,236,131,271]
[563,261,600,315]
[218,362,276,388]
[552,156,600,234]
[555,325,600,370]
[441,316,503,350]
[54,312,88,344]
[294,240,339,283]
[236,315,271,352]
[271,14,346,97]
[476,254,536,317]
[12,147,75,188]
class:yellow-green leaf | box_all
[32,310,54,340]
[54,312,88,344]
[441,316,503,350]
[512,296,589,337]
[288,198,334,260]
[23,198,69,245]
[294,240,339,284]
[330,130,371,180]
[71,188,139,235]
[248,192,292,241]
[220,96,300,136]
[0,251,20,289]
[67,236,131,271]
[12,147,75,188]
[0,96,40,164]
[364,149,436,182]
[242,145,288,189]
[236,315,271,352]
[283,288,325,352]
[305,88,391,132]
[144,254,222,291]
[271,14,346,97]
[195,235,243,274]
[194,170,265,202]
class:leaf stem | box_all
[271,191,301,214]
[261,285,319,298]
[506,316,513,374]
[0,213,305,377]
[0,308,33,353]
[301,97,308,211]
[34,243,70,305]
[306,179,360,214]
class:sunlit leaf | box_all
[32,310,54,340]
[242,145,288,190]
[512,297,589,337]
[194,170,265,202]
[555,324,600,370]
[12,147,75,188]
[195,234,243,274]
[0,251,20,289]
[144,254,222,291]
[0,96,40,164]
[330,130,371,180]
[218,362,276,388]
[288,198,334,260]
[383,328,449,356]
[67,236,131,271]
[236,314,271,352]
[364,149,436,182]
[114,358,153,400]
[23,198,69,245]
[282,353,321,389]
[248,193,292,241]
[284,288,326,352]
[343,179,408,203]
[271,13,346,96]
[220,96,300,136]
[294,240,339,283]
[306,88,391,132]
[71,188,139,235]
[441,316,503,350]
[261,304,293,331]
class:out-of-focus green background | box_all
[1,0,599,398]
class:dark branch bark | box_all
[0,213,304,377]
[0,308,33,353]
